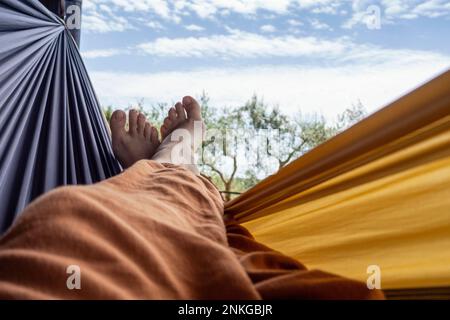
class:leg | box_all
[0,160,260,299]
[225,215,385,299]
[153,96,205,175]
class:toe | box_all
[110,110,126,138]
[144,122,152,139]
[128,109,139,135]
[164,117,172,129]
[182,96,202,120]
[137,113,146,134]
[169,107,177,122]
[175,102,187,121]
[151,127,159,145]
[161,117,172,139]
[161,125,168,139]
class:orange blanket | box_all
[0,160,383,299]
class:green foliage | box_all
[103,105,114,123]
[335,100,367,131]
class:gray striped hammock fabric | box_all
[0,0,121,232]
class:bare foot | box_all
[160,96,203,141]
[110,109,160,169]
[153,96,204,174]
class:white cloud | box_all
[78,1,450,123]
[287,19,303,26]
[87,31,449,75]
[84,0,343,25]
[135,31,349,59]
[185,24,205,31]
[172,0,345,19]
[82,1,134,33]
[344,0,450,29]
[83,13,132,33]
[174,0,291,17]
[309,18,333,31]
[81,49,125,59]
[311,2,341,14]
[411,0,450,18]
[105,0,171,18]
[83,0,179,31]
[144,20,165,30]
[260,24,276,33]
[82,0,450,33]
[295,0,339,8]
[133,30,448,66]
[89,59,449,121]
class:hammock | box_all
[226,70,450,298]
[1,0,449,299]
[0,0,121,232]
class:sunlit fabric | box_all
[0,0,121,232]
[226,70,450,295]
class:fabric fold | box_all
[0,0,121,233]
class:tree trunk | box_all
[224,182,232,202]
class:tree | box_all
[239,96,333,171]
[103,105,114,123]
[198,95,336,200]
[335,100,367,131]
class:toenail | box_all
[183,96,192,104]
[115,112,124,120]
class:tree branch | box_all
[229,155,238,183]
[203,162,227,186]
[279,140,308,169]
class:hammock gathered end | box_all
[0,0,122,232]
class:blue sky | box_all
[80,0,450,120]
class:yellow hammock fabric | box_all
[225,69,450,298]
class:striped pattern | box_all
[0,0,121,232]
